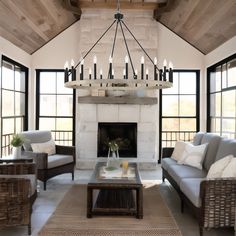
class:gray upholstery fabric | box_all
[47,154,74,169]
[0,174,36,196]
[180,178,204,207]
[168,164,207,185]
[21,130,52,151]
[192,132,205,146]
[161,158,178,171]
[215,138,236,161]
[200,133,222,171]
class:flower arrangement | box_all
[10,134,24,147]
[108,140,119,152]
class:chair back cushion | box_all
[21,130,52,151]
[192,132,205,146]
[215,138,236,161]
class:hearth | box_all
[97,122,137,158]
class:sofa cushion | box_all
[161,158,178,171]
[215,138,236,162]
[222,157,236,178]
[47,154,74,169]
[178,143,208,170]
[171,141,187,161]
[168,164,207,185]
[192,132,205,146]
[180,178,204,207]
[21,130,52,151]
[0,174,36,196]
[207,155,233,178]
[200,133,222,171]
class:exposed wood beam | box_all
[78,1,161,10]
[62,0,82,19]
[153,0,176,21]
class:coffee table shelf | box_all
[87,162,143,219]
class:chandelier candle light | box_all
[64,3,173,92]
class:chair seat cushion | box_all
[168,164,207,185]
[0,174,36,196]
[161,158,178,171]
[47,154,74,169]
[180,178,204,207]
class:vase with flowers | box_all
[107,140,120,168]
[11,134,24,159]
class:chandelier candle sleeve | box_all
[163,59,167,81]
[154,57,157,81]
[125,55,128,79]
[93,55,97,80]
[109,56,112,79]
[141,56,144,80]
[123,69,125,79]
[100,69,102,87]
[80,59,84,80]
[64,61,69,83]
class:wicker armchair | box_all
[0,163,37,235]
[21,130,76,190]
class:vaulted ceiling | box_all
[0,0,236,55]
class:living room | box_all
[0,0,236,235]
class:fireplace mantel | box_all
[77,96,157,105]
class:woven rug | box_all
[39,184,182,236]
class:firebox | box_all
[97,122,137,158]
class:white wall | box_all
[0,36,31,67]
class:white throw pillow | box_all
[171,141,187,161]
[221,157,236,178]
[178,143,208,170]
[31,139,56,156]
[207,155,233,179]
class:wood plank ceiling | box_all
[0,0,236,55]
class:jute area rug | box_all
[39,184,182,236]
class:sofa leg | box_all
[199,226,203,236]
[181,199,184,213]
[72,171,74,181]
[162,175,165,182]
[28,222,31,235]
[43,181,47,191]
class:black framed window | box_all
[1,55,28,156]
[207,53,236,138]
[36,70,75,145]
[159,70,200,162]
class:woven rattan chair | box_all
[0,163,37,235]
[21,130,75,190]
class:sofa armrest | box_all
[23,151,48,169]
[200,178,236,228]
[56,145,75,162]
[0,163,36,175]
[162,147,174,159]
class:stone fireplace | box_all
[97,122,137,158]
[76,100,158,169]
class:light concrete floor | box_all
[0,165,234,236]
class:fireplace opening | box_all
[97,122,137,158]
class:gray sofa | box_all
[162,132,236,236]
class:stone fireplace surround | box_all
[76,101,158,169]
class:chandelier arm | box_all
[121,20,160,71]
[74,19,117,69]
[106,20,119,80]
[119,21,136,77]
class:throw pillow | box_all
[31,139,56,156]
[207,155,233,179]
[178,143,208,170]
[221,157,236,178]
[171,141,187,161]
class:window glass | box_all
[208,54,236,138]
[2,62,14,90]
[179,95,196,116]
[2,90,14,116]
[15,92,25,116]
[179,73,196,94]
[162,95,178,116]
[37,71,74,145]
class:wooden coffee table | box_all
[87,162,143,219]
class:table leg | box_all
[87,187,93,218]
[136,186,143,219]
